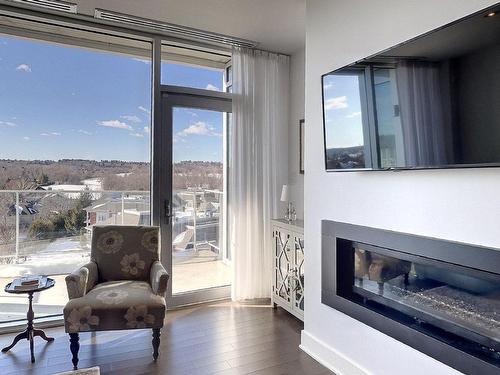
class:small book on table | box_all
[8,276,47,291]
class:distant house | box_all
[176,191,201,210]
[7,200,40,226]
[41,178,102,199]
[84,194,150,230]
[198,201,218,217]
[175,190,222,216]
[81,178,102,190]
[8,201,40,216]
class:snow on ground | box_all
[0,237,90,278]
[0,252,89,278]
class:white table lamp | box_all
[280,184,295,221]
[280,185,289,203]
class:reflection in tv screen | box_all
[322,8,500,171]
[326,146,365,169]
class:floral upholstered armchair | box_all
[63,226,169,370]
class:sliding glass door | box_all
[159,86,231,307]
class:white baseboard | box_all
[300,330,370,375]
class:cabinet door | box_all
[273,228,291,303]
[292,232,304,312]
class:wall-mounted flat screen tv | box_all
[322,5,500,171]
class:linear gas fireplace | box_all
[322,221,500,375]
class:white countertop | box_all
[271,218,304,230]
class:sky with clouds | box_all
[173,108,223,162]
[323,73,365,149]
[0,34,224,162]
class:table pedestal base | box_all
[2,328,54,362]
[1,291,54,363]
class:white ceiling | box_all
[73,0,306,54]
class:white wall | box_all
[288,48,305,219]
[302,1,500,374]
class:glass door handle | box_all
[164,199,173,224]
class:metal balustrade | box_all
[0,188,226,324]
[0,188,223,265]
[0,189,151,264]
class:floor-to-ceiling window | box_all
[0,14,234,325]
[0,30,152,324]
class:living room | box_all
[0,1,499,375]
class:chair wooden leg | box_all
[69,333,79,370]
[152,328,161,361]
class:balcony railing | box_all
[0,187,226,324]
[0,189,150,268]
[0,188,224,271]
[174,189,224,254]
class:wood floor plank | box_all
[0,302,332,375]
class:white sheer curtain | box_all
[229,48,289,300]
[396,61,450,166]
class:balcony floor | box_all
[173,258,231,294]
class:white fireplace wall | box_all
[302,1,500,374]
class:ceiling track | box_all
[94,9,257,49]
[7,0,76,13]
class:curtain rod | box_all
[93,8,257,49]
[235,46,290,58]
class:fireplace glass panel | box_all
[348,243,500,358]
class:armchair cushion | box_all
[150,261,169,296]
[91,226,160,282]
[63,280,165,333]
[65,261,99,299]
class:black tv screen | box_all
[322,5,500,171]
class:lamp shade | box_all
[280,184,289,202]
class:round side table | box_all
[2,277,56,363]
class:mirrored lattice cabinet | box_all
[271,219,304,321]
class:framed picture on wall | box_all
[299,119,305,174]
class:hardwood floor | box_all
[0,301,332,375]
